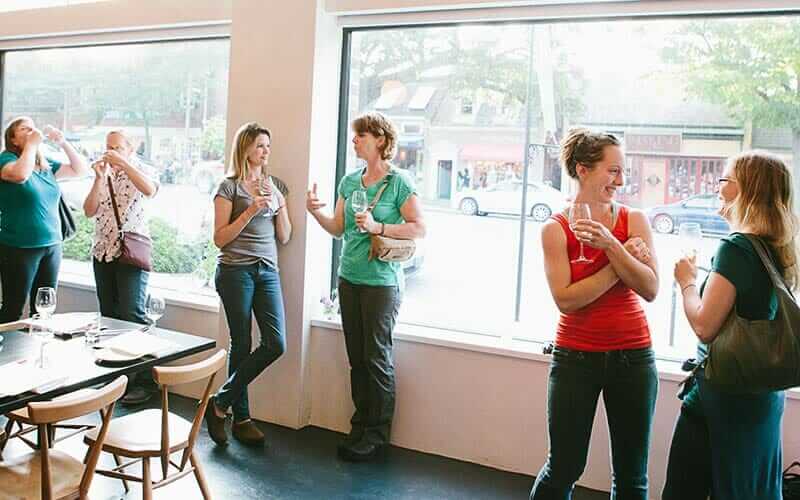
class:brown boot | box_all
[204,401,228,445]
[232,420,265,446]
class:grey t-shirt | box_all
[214,177,286,268]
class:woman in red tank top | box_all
[530,129,659,500]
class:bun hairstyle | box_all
[560,128,621,179]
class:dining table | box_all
[0,317,216,414]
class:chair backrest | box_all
[151,349,226,476]
[27,375,128,500]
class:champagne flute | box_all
[568,203,594,264]
[35,286,57,319]
[145,294,166,330]
[678,222,703,260]
[351,190,369,233]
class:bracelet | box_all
[380,223,385,236]
[681,283,696,293]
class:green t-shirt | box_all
[697,233,779,358]
[337,168,416,287]
[0,150,63,248]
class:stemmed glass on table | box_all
[568,203,594,264]
[145,294,166,331]
[351,190,368,233]
[31,287,57,368]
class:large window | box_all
[2,39,230,297]
[339,14,798,357]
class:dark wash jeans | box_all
[93,258,149,324]
[214,262,286,422]
[530,346,658,500]
[338,278,401,447]
[0,242,62,322]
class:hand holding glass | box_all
[145,294,165,330]
[568,203,594,264]
[678,222,703,260]
[35,287,57,318]
[351,190,369,233]
[258,175,273,217]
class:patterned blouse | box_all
[92,161,158,263]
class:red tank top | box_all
[552,205,651,352]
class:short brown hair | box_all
[559,128,621,179]
[352,112,397,161]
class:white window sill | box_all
[311,316,800,400]
[59,270,220,313]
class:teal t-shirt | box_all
[684,233,779,409]
[337,168,416,287]
[0,150,63,248]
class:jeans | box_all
[214,262,286,422]
[0,243,62,323]
[338,278,401,446]
[93,258,149,324]
[662,371,784,500]
[530,346,658,500]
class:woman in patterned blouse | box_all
[83,129,158,327]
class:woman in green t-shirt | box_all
[306,112,426,462]
[0,116,88,322]
[663,151,798,500]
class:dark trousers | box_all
[530,347,658,500]
[338,278,401,446]
[93,257,153,390]
[93,258,149,324]
[663,372,784,500]
[0,243,62,323]
[214,262,286,422]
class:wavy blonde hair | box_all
[723,150,800,290]
[226,122,271,181]
[3,116,49,169]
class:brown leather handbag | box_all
[107,177,152,271]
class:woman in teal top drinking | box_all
[307,112,426,461]
[0,116,88,322]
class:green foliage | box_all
[149,218,203,274]
[663,18,800,132]
[201,116,226,160]
[62,210,94,261]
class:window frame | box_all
[0,34,231,307]
[333,7,799,361]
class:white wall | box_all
[7,1,800,497]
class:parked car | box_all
[647,194,730,234]
[453,179,567,221]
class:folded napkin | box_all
[96,332,177,358]
[0,360,69,398]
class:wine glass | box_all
[258,174,273,217]
[29,313,53,369]
[35,287,57,319]
[568,203,594,264]
[145,294,166,330]
[678,222,703,260]
[351,190,369,233]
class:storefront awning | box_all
[459,143,524,162]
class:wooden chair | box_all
[1,389,101,455]
[85,349,226,500]
[0,375,128,500]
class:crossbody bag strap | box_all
[741,233,795,300]
[106,176,124,232]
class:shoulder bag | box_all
[107,176,152,271]
[703,234,800,393]
[366,176,416,263]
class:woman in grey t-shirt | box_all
[204,122,291,446]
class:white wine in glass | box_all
[678,222,703,259]
[351,190,369,233]
[568,203,594,264]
